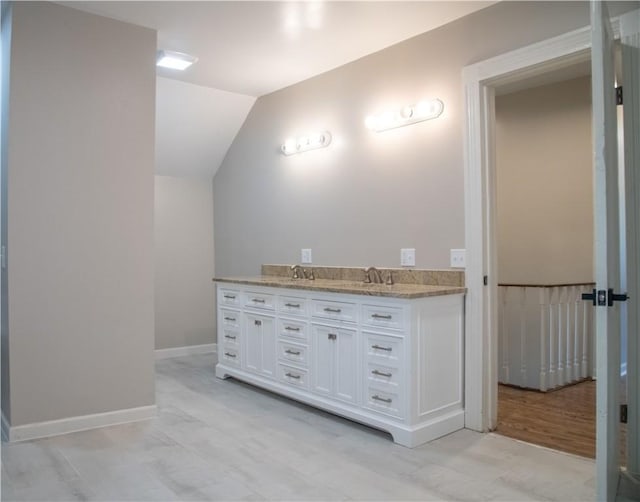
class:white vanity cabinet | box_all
[215,283,464,448]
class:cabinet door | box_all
[334,327,357,404]
[244,313,276,378]
[311,325,335,397]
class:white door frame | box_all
[462,20,621,433]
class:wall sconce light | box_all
[365,99,444,132]
[156,50,198,70]
[281,131,332,155]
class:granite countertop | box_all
[213,275,466,299]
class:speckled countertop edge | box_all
[213,276,466,299]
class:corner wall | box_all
[4,2,156,429]
[154,176,215,350]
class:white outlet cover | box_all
[400,248,415,267]
[301,248,312,264]
[450,249,466,268]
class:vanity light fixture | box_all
[365,98,444,132]
[156,50,198,70]
[281,131,332,155]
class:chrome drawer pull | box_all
[371,344,392,352]
[328,333,337,340]
[371,369,392,377]
[252,298,266,303]
[224,316,236,322]
[323,307,342,313]
[285,349,301,356]
[223,294,236,300]
[285,303,301,308]
[224,352,236,358]
[285,372,301,380]
[254,320,262,326]
[284,326,301,332]
[224,335,237,340]
[372,395,392,403]
[371,313,392,320]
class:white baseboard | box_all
[3,404,157,443]
[155,343,217,360]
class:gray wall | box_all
[496,77,593,285]
[213,1,632,277]
[1,1,12,421]
[154,176,215,349]
[3,2,156,426]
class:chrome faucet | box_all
[304,268,315,281]
[290,264,305,279]
[364,266,383,284]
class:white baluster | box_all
[519,286,527,386]
[539,287,548,391]
[548,287,557,389]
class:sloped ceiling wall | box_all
[155,77,255,178]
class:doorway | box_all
[492,74,597,458]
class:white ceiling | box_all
[60,1,495,97]
[59,1,495,178]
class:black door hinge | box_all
[616,86,623,105]
[483,275,488,286]
[621,404,628,424]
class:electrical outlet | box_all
[400,248,415,267]
[450,249,466,268]
[301,248,312,264]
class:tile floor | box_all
[1,354,598,501]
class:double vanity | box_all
[214,265,466,448]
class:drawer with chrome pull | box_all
[278,296,308,316]
[366,363,401,389]
[220,309,240,328]
[221,328,240,347]
[220,347,240,366]
[365,387,403,418]
[365,332,403,367]
[277,363,309,390]
[278,340,308,366]
[219,289,241,306]
[311,299,357,323]
[244,291,275,310]
[362,304,404,330]
[277,318,308,341]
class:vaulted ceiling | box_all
[59,1,495,177]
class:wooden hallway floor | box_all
[497,380,596,458]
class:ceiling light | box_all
[365,98,444,132]
[281,131,332,156]
[156,50,198,71]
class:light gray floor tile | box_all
[2,353,598,501]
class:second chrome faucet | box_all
[364,266,394,285]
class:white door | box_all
[591,2,625,499]
[312,324,335,396]
[334,328,357,404]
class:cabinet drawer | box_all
[221,328,240,348]
[366,362,402,390]
[362,304,404,330]
[278,296,308,316]
[277,318,308,341]
[365,332,403,368]
[277,363,309,390]
[219,289,241,306]
[278,340,308,366]
[220,309,240,328]
[311,299,357,323]
[365,387,403,419]
[220,347,240,366]
[245,291,275,310]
